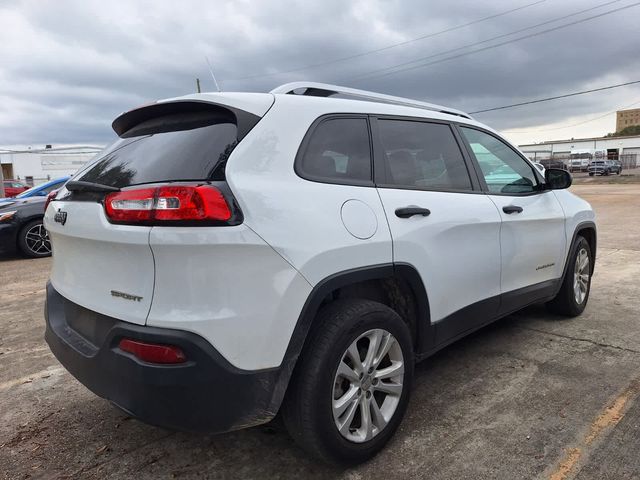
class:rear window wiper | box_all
[65,181,121,193]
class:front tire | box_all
[282,299,414,465]
[17,219,52,258]
[547,236,592,316]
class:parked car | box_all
[588,160,621,176]
[569,158,590,172]
[538,158,566,170]
[43,82,596,465]
[612,160,623,173]
[0,195,51,257]
[0,176,69,205]
[2,180,29,197]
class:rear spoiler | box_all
[112,101,262,140]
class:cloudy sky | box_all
[1,0,640,147]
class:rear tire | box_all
[17,219,52,258]
[546,235,592,316]
[282,299,414,465]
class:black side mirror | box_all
[545,168,572,190]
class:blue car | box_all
[0,176,69,205]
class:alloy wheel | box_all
[25,223,51,256]
[573,247,590,304]
[332,329,404,443]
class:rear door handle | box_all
[502,205,523,214]
[395,206,431,218]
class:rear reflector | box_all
[119,338,187,364]
[105,184,231,224]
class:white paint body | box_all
[487,191,566,293]
[45,87,595,370]
[377,189,502,323]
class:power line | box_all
[503,99,640,134]
[223,0,546,82]
[350,0,621,81]
[470,80,640,114]
[351,0,638,82]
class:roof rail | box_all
[270,82,471,119]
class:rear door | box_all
[45,201,154,325]
[372,117,503,346]
[458,126,566,311]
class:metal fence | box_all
[619,154,639,168]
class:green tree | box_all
[606,125,640,137]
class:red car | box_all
[3,180,29,197]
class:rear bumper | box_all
[44,282,283,433]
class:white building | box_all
[519,134,640,167]
[0,145,103,185]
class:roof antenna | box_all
[205,56,222,92]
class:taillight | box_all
[104,184,232,225]
[44,189,59,212]
[118,338,187,364]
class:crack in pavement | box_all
[598,247,640,255]
[516,326,640,355]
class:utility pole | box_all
[196,78,201,93]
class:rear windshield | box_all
[77,117,238,188]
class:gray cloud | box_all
[1,0,639,145]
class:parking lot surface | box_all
[1,183,640,479]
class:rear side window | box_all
[297,117,372,184]
[377,120,472,191]
[78,114,238,189]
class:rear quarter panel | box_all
[146,225,312,370]
[225,96,393,286]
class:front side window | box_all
[378,120,472,191]
[461,127,539,194]
[298,117,372,184]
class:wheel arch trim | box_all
[268,262,429,413]
[556,221,597,296]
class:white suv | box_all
[44,82,596,465]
